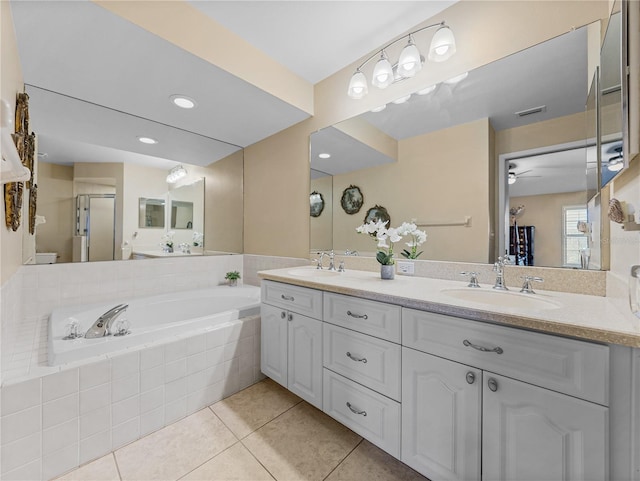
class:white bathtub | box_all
[48,286,261,366]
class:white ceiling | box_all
[189,1,457,84]
[10,0,458,169]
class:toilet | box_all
[35,252,58,264]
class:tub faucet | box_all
[85,304,129,338]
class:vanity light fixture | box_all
[417,85,437,95]
[392,94,411,105]
[318,153,331,159]
[347,21,456,99]
[166,164,187,183]
[443,71,469,85]
[170,95,197,109]
[138,136,158,145]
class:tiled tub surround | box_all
[0,314,262,481]
[258,266,640,347]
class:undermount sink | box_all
[441,288,561,310]
[287,267,341,278]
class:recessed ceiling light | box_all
[138,136,158,145]
[392,94,411,104]
[444,72,468,84]
[370,105,387,113]
[170,95,197,109]
[417,85,436,95]
[319,153,331,159]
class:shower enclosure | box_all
[75,194,116,262]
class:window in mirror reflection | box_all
[139,198,165,228]
[170,201,194,229]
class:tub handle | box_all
[281,294,295,301]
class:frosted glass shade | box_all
[397,41,422,78]
[372,52,394,89]
[348,70,368,99]
[429,26,456,62]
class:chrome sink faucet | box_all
[314,250,337,270]
[85,304,129,338]
[492,256,510,290]
[520,276,544,294]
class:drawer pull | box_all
[281,294,295,301]
[346,402,367,416]
[346,352,368,363]
[463,339,503,355]
[287,313,293,322]
[347,310,368,320]
[280,312,286,319]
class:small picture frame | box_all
[340,185,363,214]
[364,205,390,229]
[310,191,325,217]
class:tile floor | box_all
[55,378,429,481]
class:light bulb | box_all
[138,137,158,145]
[429,25,456,62]
[397,36,423,78]
[372,51,394,89]
[348,70,368,99]
[508,172,517,185]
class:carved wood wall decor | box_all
[5,91,36,232]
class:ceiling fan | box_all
[508,163,542,185]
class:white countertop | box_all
[258,266,640,348]
[133,250,203,258]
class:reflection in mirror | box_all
[600,6,625,184]
[170,201,194,229]
[310,169,333,253]
[311,24,603,269]
[139,198,165,229]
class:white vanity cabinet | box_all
[322,292,402,457]
[261,281,323,409]
[402,307,609,481]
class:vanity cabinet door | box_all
[402,347,482,481]
[288,312,323,410]
[260,304,288,388]
[482,373,608,481]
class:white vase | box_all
[380,264,395,280]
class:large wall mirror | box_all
[311,22,614,270]
[13,3,245,265]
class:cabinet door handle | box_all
[280,311,286,319]
[346,352,368,363]
[346,402,367,416]
[347,310,368,320]
[463,339,504,355]
[281,294,295,301]
[488,378,499,392]
[466,371,476,384]
[287,313,293,322]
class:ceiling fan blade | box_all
[516,169,533,175]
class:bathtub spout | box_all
[85,304,128,339]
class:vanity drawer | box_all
[324,293,401,343]
[323,323,401,401]
[403,308,609,405]
[261,280,323,320]
[323,369,400,458]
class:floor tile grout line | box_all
[321,437,364,481]
[112,452,123,481]
[238,438,278,481]
[175,439,242,481]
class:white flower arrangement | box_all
[356,220,402,265]
[396,221,428,259]
[192,231,204,247]
[160,231,175,250]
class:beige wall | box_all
[310,175,333,252]
[35,163,74,262]
[510,191,586,268]
[331,118,492,263]
[1,0,25,284]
